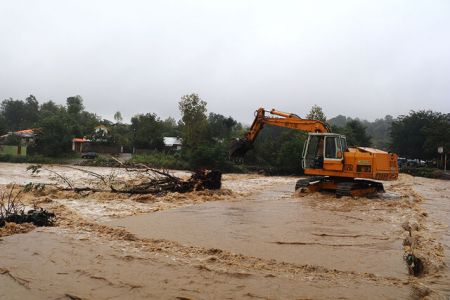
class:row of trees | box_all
[391,111,450,160]
[0,95,99,156]
[1,95,448,172]
[327,110,450,161]
[0,94,245,170]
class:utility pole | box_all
[438,146,444,170]
[445,153,447,173]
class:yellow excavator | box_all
[230,108,398,196]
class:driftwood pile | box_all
[27,164,222,195]
[111,168,222,194]
[0,186,55,228]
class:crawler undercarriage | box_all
[295,176,385,197]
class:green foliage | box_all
[401,167,445,179]
[114,111,123,123]
[327,115,349,127]
[5,134,22,146]
[39,101,65,119]
[244,126,307,174]
[342,120,371,147]
[391,111,450,159]
[422,113,450,158]
[161,117,180,137]
[182,143,243,172]
[109,123,132,148]
[1,92,447,173]
[132,152,189,170]
[0,115,6,135]
[208,113,240,140]
[306,104,327,122]
[34,112,73,156]
[178,94,209,146]
[329,115,393,150]
[0,95,39,131]
[131,113,165,150]
[66,96,84,115]
[363,115,393,150]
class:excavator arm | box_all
[230,108,330,157]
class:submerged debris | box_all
[405,253,424,276]
[112,169,222,194]
[0,208,55,227]
[0,185,55,228]
[27,164,222,195]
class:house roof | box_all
[163,137,182,146]
[14,129,36,138]
[15,129,34,134]
[95,125,109,129]
[72,138,90,143]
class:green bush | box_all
[184,143,245,172]
[131,152,189,170]
[400,167,445,179]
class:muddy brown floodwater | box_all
[0,162,449,299]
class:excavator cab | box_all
[302,133,347,171]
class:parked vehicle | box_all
[81,152,97,159]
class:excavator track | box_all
[295,176,326,192]
[336,179,384,197]
[295,176,384,197]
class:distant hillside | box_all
[328,115,394,150]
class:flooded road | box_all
[0,163,449,299]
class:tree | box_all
[161,117,180,136]
[34,112,72,156]
[422,113,450,159]
[23,95,39,127]
[78,111,100,136]
[391,110,450,159]
[1,98,26,131]
[64,96,100,137]
[306,105,327,122]
[66,96,84,115]
[131,113,165,150]
[342,120,371,146]
[40,101,64,119]
[207,113,239,140]
[114,111,123,123]
[365,115,393,150]
[109,123,132,148]
[0,115,6,135]
[0,96,40,131]
[178,93,208,147]
[327,115,349,127]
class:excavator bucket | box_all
[229,138,253,158]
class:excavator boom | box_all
[230,108,330,157]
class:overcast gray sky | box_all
[0,0,449,123]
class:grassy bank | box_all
[0,154,76,164]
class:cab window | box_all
[325,136,342,159]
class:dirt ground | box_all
[0,162,449,299]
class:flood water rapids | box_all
[0,163,448,299]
